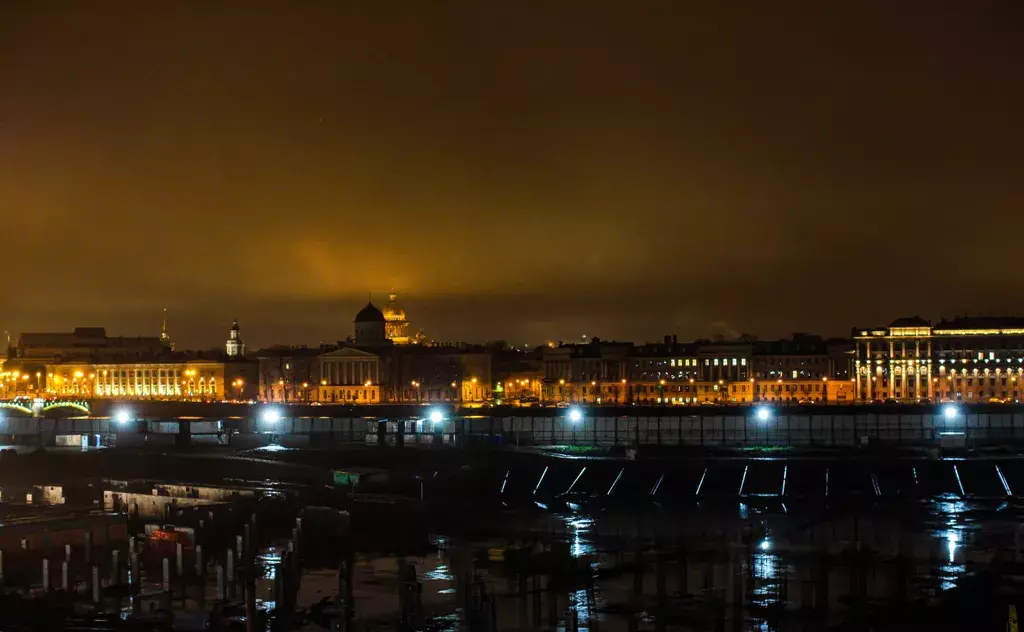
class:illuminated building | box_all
[319,347,382,403]
[543,339,631,403]
[386,344,491,403]
[256,345,333,403]
[854,316,1024,403]
[225,319,246,357]
[309,302,492,405]
[44,355,257,401]
[382,291,412,344]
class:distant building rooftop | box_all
[889,316,931,328]
[934,316,1024,331]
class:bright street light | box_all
[568,406,583,423]
[115,410,130,425]
[429,409,444,424]
[943,405,958,420]
[263,408,282,423]
[755,406,771,422]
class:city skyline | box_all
[2,2,1022,347]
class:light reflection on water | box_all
[564,513,596,559]
[933,498,969,591]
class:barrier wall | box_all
[7,411,1024,448]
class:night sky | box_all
[2,2,1022,349]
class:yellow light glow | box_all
[559,378,565,385]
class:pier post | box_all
[195,544,204,576]
[216,564,225,601]
[227,549,235,598]
[42,558,50,592]
[177,542,184,576]
[92,565,100,603]
[236,534,243,559]
[162,557,170,593]
[61,560,68,592]
[244,576,257,632]
[65,543,71,563]
[111,549,119,584]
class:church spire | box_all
[160,308,174,350]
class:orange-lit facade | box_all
[854,316,1024,403]
[43,358,256,401]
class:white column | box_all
[928,341,934,400]
[914,340,921,399]
[866,341,872,400]
[888,340,895,400]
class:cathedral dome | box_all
[354,302,385,323]
[382,291,408,323]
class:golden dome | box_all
[382,290,407,323]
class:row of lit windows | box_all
[322,388,378,402]
[669,358,698,367]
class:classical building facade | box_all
[854,316,1024,403]
[318,347,382,403]
[43,356,257,401]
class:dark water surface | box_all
[233,497,1021,631]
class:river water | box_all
[237,496,1021,631]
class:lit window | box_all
[670,359,676,367]
[741,358,747,366]
[732,358,738,366]
[990,352,995,360]
[792,370,798,379]
[714,358,719,366]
